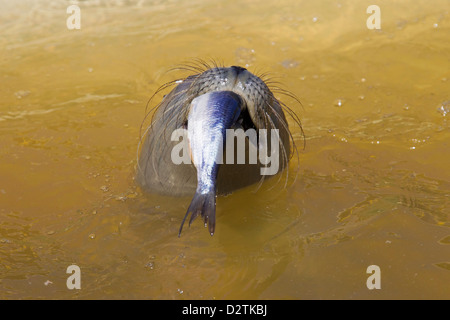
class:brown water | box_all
[0,0,449,299]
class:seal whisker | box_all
[277,99,305,152]
[139,78,186,144]
[261,94,301,188]
[262,104,290,189]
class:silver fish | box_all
[179,91,242,236]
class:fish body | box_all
[179,91,242,236]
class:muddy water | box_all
[0,0,449,299]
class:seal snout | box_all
[223,65,250,91]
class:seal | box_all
[136,61,302,236]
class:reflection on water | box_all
[0,0,449,299]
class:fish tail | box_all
[178,190,216,237]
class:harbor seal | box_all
[136,61,302,235]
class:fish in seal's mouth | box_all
[136,62,303,236]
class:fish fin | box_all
[178,191,216,237]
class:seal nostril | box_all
[231,66,247,75]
